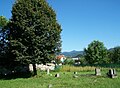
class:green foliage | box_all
[0,16,8,28]
[9,0,61,64]
[54,65,61,72]
[64,58,75,65]
[0,16,10,66]
[79,57,87,65]
[108,46,120,63]
[84,40,108,64]
[9,0,62,75]
[55,59,62,65]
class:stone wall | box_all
[29,63,55,71]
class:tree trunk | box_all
[32,64,37,76]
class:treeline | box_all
[62,41,120,66]
[82,40,120,65]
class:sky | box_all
[0,0,120,52]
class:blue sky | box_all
[0,0,120,52]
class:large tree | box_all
[84,40,108,64]
[108,46,120,63]
[9,0,62,75]
[0,16,9,66]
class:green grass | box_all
[0,67,120,88]
[60,65,96,72]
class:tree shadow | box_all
[0,72,33,80]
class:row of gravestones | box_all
[95,68,117,78]
[46,68,117,78]
[47,68,117,88]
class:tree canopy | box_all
[84,40,108,64]
[0,16,9,66]
[0,16,8,28]
[9,0,62,75]
[108,46,120,63]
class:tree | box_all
[9,0,62,75]
[108,46,120,63]
[0,16,8,28]
[0,16,9,66]
[64,58,75,65]
[84,40,108,64]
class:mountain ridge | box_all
[61,50,84,57]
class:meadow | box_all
[0,65,120,88]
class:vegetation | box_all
[108,46,120,63]
[60,65,95,72]
[0,16,8,28]
[8,0,61,75]
[0,16,10,67]
[0,66,120,88]
[0,2,120,88]
[64,57,75,65]
[84,40,108,64]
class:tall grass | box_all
[60,65,120,72]
[60,65,96,72]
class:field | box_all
[0,66,120,88]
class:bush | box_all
[64,58,75,65]
[54,65,61,72]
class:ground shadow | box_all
[0,72,33,80]
[79,74,107,78]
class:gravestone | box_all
[107,69,117,78]
[95,68,101,76]
[47,68,50,75]
[55,73,60,77]
[48,84,52,88]
[74,72,77,75]
[113,69,117,76]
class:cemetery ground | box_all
[0,65,120,88]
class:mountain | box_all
[61,50,84,57]
[62,47,119,57]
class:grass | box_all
[60,65,120,72]
[60,65,96,72]
[0,66,120,88]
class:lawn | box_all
[0,66,120,88]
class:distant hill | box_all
[62,48,119,57]
[61,50,84,57]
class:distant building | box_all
[72,58,81,65]
[72,58,79,60]
[56,55,66,63]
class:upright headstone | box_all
[55,73,60,77]
[47,68,50,75]
[110,69,114,75]
[95,68,101,76]
[29,64,33,71]
[74,72,77,75]
[113,69,117,76]
[108,69,114,78]
[107,69,117,78]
